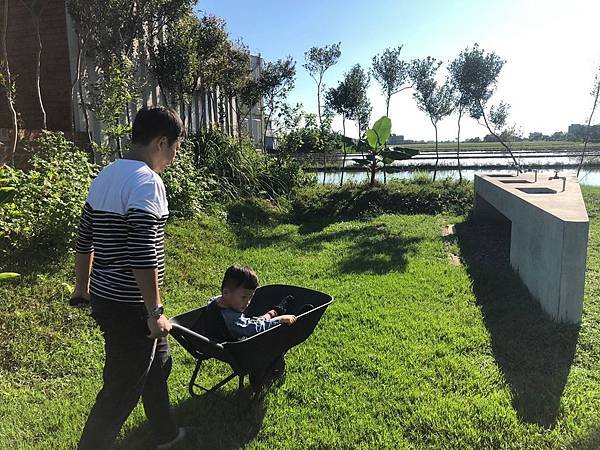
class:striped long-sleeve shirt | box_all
[76,159,169,303]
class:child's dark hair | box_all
[131,106,184,146]
[221,265,259,291]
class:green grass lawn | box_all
[1,189,600,449]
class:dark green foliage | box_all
[161,144,217,218]
[186,128,313,200]
[302,42,342,123]
[371,45,412,116]
[227,197,289,225]
[0,132,97,262]
[277,108,341,154]
[292,179,473,222]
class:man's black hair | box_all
[131,106,184,146]
[221,265,259,291]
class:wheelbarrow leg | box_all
[189,359,204,397]
[238,375,244,390]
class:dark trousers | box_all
[78,296,178,449]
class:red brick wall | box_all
[0,0,73,132]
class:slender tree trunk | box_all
[157,79,168,106]
[70,36,93,149]
[212,90,219,128]
[479,100,521,172]
[263,107,272,152]
[77,68,93,151]
[339,116,346,186]
[115,119,123,158]
[200,87,206,130]
[577,78,600,176]
[317,78,322,125]
[29,9,46,129]
[1,0,18,166]
[370,161,376,187]
[178,97,186,131]
[229,97,234,137]
[247,96,253,140]
[125,103,131,126]
[433,123,439,182]
[386,94,390,117]
[235,105,243,142]
[457,108,463,182]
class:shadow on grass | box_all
[304,223,421,274]
[232,221,421,275]
[568,423,600,450]
[115,388,266,450]
[455,220,579,428]
[1,243,69,276]
[230,224,297,250]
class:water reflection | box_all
[314,167,600,186]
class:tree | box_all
[68,0,195,153]
[325,64,370,186]
[258,57,296,151]
[325,81,351,185]
[447,53,473,182]
[233,77,261,139]
[449,44,521,172]
[219,41,252,137]
[19,0,47,129]
[87,56,136,158]
[410,57,455,181]
[192,14,231,130]
[147,12,201,122]
[577,66,600,176]
[303,42,341,124]
[371,46,411,116]
[0,0,18,166]
[353,116,418,186]
[345,64,371,136]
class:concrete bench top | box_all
[475,172,588,223]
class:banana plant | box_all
[0,175,19,282]
[353,116,418,186]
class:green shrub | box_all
[0,132,97,261]
[162,144,218,218]
[227,197,290,225]
[187,128,312,200]
[291,179,473,222]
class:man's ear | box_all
[157,136,169,150]
[222,288,230,297]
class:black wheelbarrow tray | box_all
[169,284,333,397]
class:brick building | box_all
[0,1,266,165]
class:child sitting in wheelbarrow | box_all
[204,265,296,389]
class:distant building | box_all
[387,134,405,145]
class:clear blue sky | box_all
[198,0,600,141]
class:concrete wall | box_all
[474,174,589,323]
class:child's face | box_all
[222,287,256,312]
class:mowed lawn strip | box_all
[1,189,600,449]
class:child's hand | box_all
[278,314,297,325]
